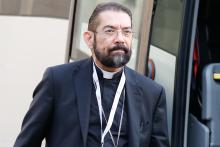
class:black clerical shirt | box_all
[86,66,128,147]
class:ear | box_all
[83,31,94,49]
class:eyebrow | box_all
[103,25,132,30]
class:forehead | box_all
[96,10,131,29]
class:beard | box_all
[93,36,132,68]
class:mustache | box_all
[108,45,129,53]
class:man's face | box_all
[92,10,132,69]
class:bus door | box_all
[147,0,199,146]
[187,0,220,147]
[148,0,220,146]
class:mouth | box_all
[109,49,127,56]
[111,49,125,54]
[109,45,129,55]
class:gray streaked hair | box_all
[88,2,132,31]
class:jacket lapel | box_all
[125,67,142,147]
[74,59,93,146]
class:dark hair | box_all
[88,2,132,31]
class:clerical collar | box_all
[93,62,123,80]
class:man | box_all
[14,2,169,147]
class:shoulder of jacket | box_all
[125,66,163,90]
[42,58,90,79]
[50,58,90,71]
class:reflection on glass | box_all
[151,0,183,55]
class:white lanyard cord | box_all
[102,89,125,147]
[93,63,126,146]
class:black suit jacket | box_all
[14,58,169,147]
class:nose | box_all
[113,31,125,44]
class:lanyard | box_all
[92,63,126,147]
[102,89,125,147]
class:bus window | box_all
[148,0,184,141]
[68,0,145,70]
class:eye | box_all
[123,30,132,35]
[105,29,115,34]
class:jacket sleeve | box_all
[150,87,170,147]
[14,68,54,147]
